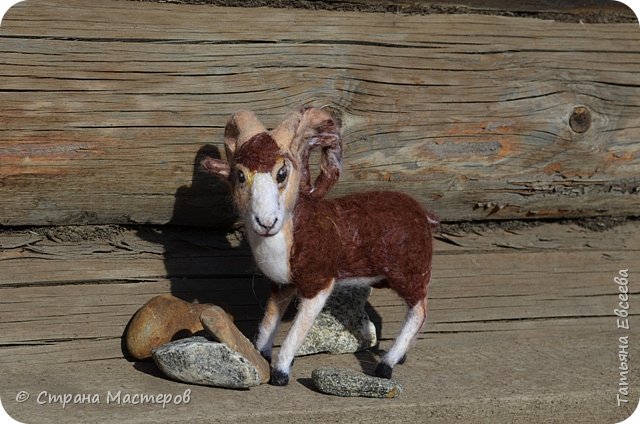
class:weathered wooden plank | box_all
[1,333,635,424]
[1,221,637,286]
[317,0,638,21]
[0,222,638,422]
[143,0,638,23]
[0,0,639,226]
[0,316,616,366]
[0,222,637,347]
[0,227,251,286]
[0,250,628,346]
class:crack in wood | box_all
[437,314,636,325]
[0,336,117,348]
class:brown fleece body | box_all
[290,191,433,306]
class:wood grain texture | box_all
[0,222,638,422]
[0,0,639,226]
[134,0,639,23]
[0,221,637,348]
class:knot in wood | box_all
[569,106,591,134]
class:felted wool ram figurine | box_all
[201,107,438,386]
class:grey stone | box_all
[152,336,261,389]
[312,367,403,398]
[297,285,377,356]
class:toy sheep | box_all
[202,107,437,386]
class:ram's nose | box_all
[255,216,278,232]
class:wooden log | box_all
[1,221,636,287]
[319,0,638,20]
[0,0,639,226]
[0,221,637,347]
[0,247,629,345]
[134,0,639,23]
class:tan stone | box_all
[125,294,232,361]
[200,306,270,384]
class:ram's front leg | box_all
[255,283,296,363]
[270,280,335,386]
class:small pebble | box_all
[312,367,403,398]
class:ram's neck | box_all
[246,216,294,285]
[247,193,336,286]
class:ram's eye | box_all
[276,165,288,184]
[237,170,246,184]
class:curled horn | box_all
[291,107,343,198]
[223,110,267,163]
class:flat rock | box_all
[312,367,403,398]
[125,294,232,360]
[200,306,270,383]
[152,336,261,389]
[297,285,377,356]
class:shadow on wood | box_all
[129,146,270,352]
[170,144,237,228]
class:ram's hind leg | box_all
[375,296,427,379]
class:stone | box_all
[297,285,377,356]
[125,294,233,360]
[152,336,261,389]
[200,306,270,384]
[312,367,403,398]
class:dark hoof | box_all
[269,368,290,386]
[375,362,393,379]
[398,354,407,365]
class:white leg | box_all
[270,280,335,385]
[376,297,427,378]
[255,284,295,362]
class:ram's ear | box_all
[201,155,231,179]
[224,110,267,159]
[289,107,343,198]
